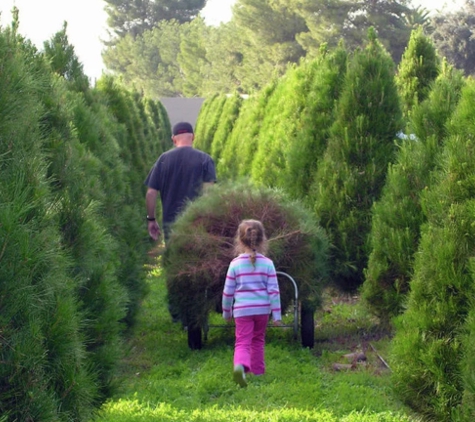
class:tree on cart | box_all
[163,181,330,349]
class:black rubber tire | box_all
[300,308,315,348]
[187,324,203,350]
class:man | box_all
[145,121,217,242]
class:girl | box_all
[222,219,282,387]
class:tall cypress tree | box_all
[234,82,277,178]
[362,62,464,322]
[286,46,347,203]
[396,26,440,118]
[250,61,315,187]
[212,93,243,175]
[95,76,166,325]
[193,94,227,154]
[0,22,97,421]
[390,80,475,421]
[194,93,216,150]
[313,29,402,290]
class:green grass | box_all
[92,259,420,422]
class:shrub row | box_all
[194,28,475,421]
[0,21,170,421]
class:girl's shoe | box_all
[233,364,247,387]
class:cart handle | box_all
[276,271,299,338]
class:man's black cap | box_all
[172,121,194,136]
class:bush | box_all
[163,181,329,329]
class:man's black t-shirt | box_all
[144,146,216,229]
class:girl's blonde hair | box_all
[234,219,268,265]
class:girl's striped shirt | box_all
[222,253,281,320]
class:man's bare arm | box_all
[145,188,160,241]
[146,188,158,218]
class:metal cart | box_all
[202,271,302,343]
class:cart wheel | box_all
[300,308,315,348]
[187,324,203,350]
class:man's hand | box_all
[148,220,161,241]
[273,320,283,327]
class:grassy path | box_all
[92,261,420,422]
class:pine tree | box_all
[362,62,464,322]
[391,79,475,420]
[102,21,185,98]
[212,93,243,174]
[43,22,90,92]
[178,17,210,97]
[313,29,402,290]
[396,26,440,118]
[95,76,165,325]
[104,0,206,38]
[250,62,315,187]
[234,82,277,178]
[194,93,217,150]
[431,0,475,76]
[193,94,227,154]
[291,0,413,64]
[231,0,307,91]
[286,46,347,202]
[0,21,97,421]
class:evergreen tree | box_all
[194,93,217,149]
[250,59,323,188]
[362,63,464,322]
[200,22,244,95]
[285,46,347,202]
[396,27,440,118]
[0,15,171,420]
[430,0,475,76]
[103,20,184,97]
[231,0,307,91]
[313,29,402,290]
[41,76,130,400]
[390,80,475,421]
[212,93,243,172]
[234,83,276,177]
[210,81,277,181]
[291,0,414,63]
[95,76,163,325]
[0,20,97,421]
[178,17,210,96]
[193,94,227,154]
[104,0,206,38]
[144,97,172,153]
[214,95,253,181]
[459,307,475,420]
[42,22,90,92]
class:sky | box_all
[0,0,465,82]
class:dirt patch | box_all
[312,289,394,373]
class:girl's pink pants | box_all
[233,314,269,375]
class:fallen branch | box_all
[369,342,391,371]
